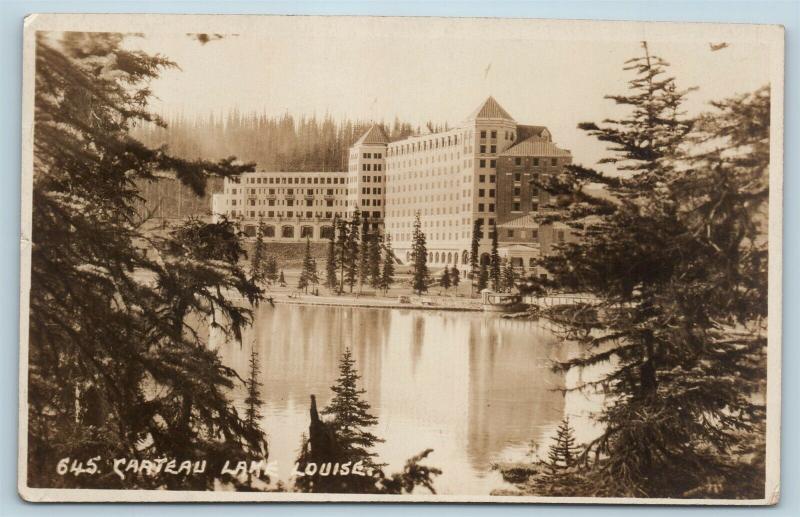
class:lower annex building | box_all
[212,97,574,273]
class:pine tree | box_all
[477,263,489,291]
[449,266,460,289]
[379,233,396,295]
[367,232,382,289]
[411,211,429,294]
[530,43,767,497]
[265,256,278,284]
[469,219,482,289]
[489,221,501,291]
[298,237,315,293]
[439,268,451,291]
[325,218,338,291]
[250,219,267,283]
[501,259,516,292]
[545,418,581,474]
[358,219,370,291]
[244,347,264,429]
[344,209,361,292]
[335,217,350,293]
[321,348,384,462]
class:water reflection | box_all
[215,304,574,495]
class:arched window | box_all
[529,257,536,268]
[447,252,453,264]
[282,226,294,238]
[320,226,334,240]
[244,225,257,237]
[462,250,469,265]
[264,225,275,238]
[480,253,490,266]
[434,252,440,263]
[301,225,314,239]
[428,252,433,262]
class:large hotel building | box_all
[212,97,573,272]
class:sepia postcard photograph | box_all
[18,13,783,504]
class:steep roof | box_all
[500,136,571,158]
[467,96,515,121]
[497,214,539,228]
[516,124,551,141]
[354,125,389,146]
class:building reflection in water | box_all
[216,304,575,495]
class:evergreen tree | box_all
[325,218,338,290]
[244,346,264,429]
[439,268,451,291]
[321,348,384,462]
[358,219,370,291]
[367,232,382,289]
[265,256,278,284]
[489,221,501,291]
[411,211,430,294]
[250,219,267,282]
[344,209,361,292]
[469,219,482,288]
[295,352,441,494]
[309,258,320,292]
[335,217,350,293]
[530,43,767,497]
[27,32,266,490]
[501,259,516,292]
[449,266,460,289]
[545,418,581,475]
[298,237,315,293]
[477,263,489,291]
[379,233,396,295]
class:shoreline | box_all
[267,294,483,312]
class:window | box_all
[480,145,486,153]
[507,230,514,237]
[490,159,496,168]
[489,203,495,211]
[552,158,558,166]
[515,157,522,166]
[480,130,487,138]
[490,145,496,153]
[489,189,495,197]
[512,202,521,211]
[479,189,485,197]
[490,130,497,139]
[478,203,485,212]
[514,173,521,182]
[479,174,485,183]
[490,175,496,183]
[533,158,540,166]
[480,159,486,168]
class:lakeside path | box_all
[267,292,483,312]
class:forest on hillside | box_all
[133,112,449,172]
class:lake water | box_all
[215,303,599,495]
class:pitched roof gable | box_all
[354,125,389,146]
[467,96,515,121]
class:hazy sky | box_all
[126,17,772,171]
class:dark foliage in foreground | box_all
[521,42,769,498]
[294,349,441,494]
[28,32,266,490]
